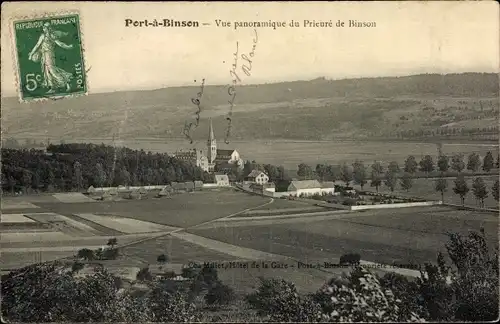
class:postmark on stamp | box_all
[12,13,87,102]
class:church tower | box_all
[207,118,217,172]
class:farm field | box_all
[74,213,179,233]
[118,235,241,267]
[354,175,499,209]
[250,198,312,210]
[1,251,77,270]
[36,191,269,228]
[119,232,347,293]
[0,214,36,223]
[188,206,498,268]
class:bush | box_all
[148,288,199,322]
[1,262,126,322]
[417,230,499,321]
[157,253,169,264]
[315,267,425,322]
[204,280,235,307]
[246,277,322,322]
[71,261,85,273]
[102,248,119,260]
[339,253,361,265]
[76,248,95,261]
[136,267,153,282]
[162,271,177,279]
[189,266,219,296]
[181,266,199,279]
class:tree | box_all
[492,180,499,202]
[107,238,117,249]
[136,267,153,282]
[243,160,253,177]
[145,167,155,185]
[297,163,313,180]
[404,155,418,174]
[76,248,95,261]
[471,177,488,208]
[157,254,169,269]
[435,177,448,202]
[118,167,131,186]
[451,154,466,173]
[482,151,494,172]
[148,287,198,322]
[315,267,425,322]
[73,161,83,191]
[419,155,435,174]
[417,231,499,321]
[400,172,413,192]
[371,161,384,175]
[387,161,400,174]
[352,160,367,190]
[315,164,327,181]
[246,277,322,322]
[385,171,398,192]
[95,163,107,190]
[453,175,470,206]
[496,153,500,169]
[1,262,131,322]
[263,164,279,180]
[21,170,32,193]
[32,169,42,191]
[340,163,353,186]
[466,153,481,173]
[370,162,383,193]
[71,261,85,274]
[204,280,235,307]
[437,155,450,173]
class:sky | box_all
[1,1,499,97]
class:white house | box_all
[245,170,269,185]
[320,181,336,195]
[214,174,230,187]
[287,180,335,197]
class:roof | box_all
[174,150,196,160]
[289,180,322,190]
[321,181,335,189]
[215,174,229,182]
[216,162,233,171]
[216,149,236,156]
[247,170,266,178]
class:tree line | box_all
[1,143,214,194]
[241,151,499,208]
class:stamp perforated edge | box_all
[8,9,89,103]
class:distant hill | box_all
[2,73,498,141]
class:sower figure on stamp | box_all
[28,22,73,93]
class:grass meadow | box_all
[36,190,269,228]
[188,206,498,269]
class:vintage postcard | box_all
[1,1,499,323]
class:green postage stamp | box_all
[12,13,87,101]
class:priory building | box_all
[173,118,244,173]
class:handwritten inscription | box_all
[183,79,206,144]
[192,78,205,127]
[224,29,258,144]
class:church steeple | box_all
[208,118,215,142]
[207,118,217,171]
